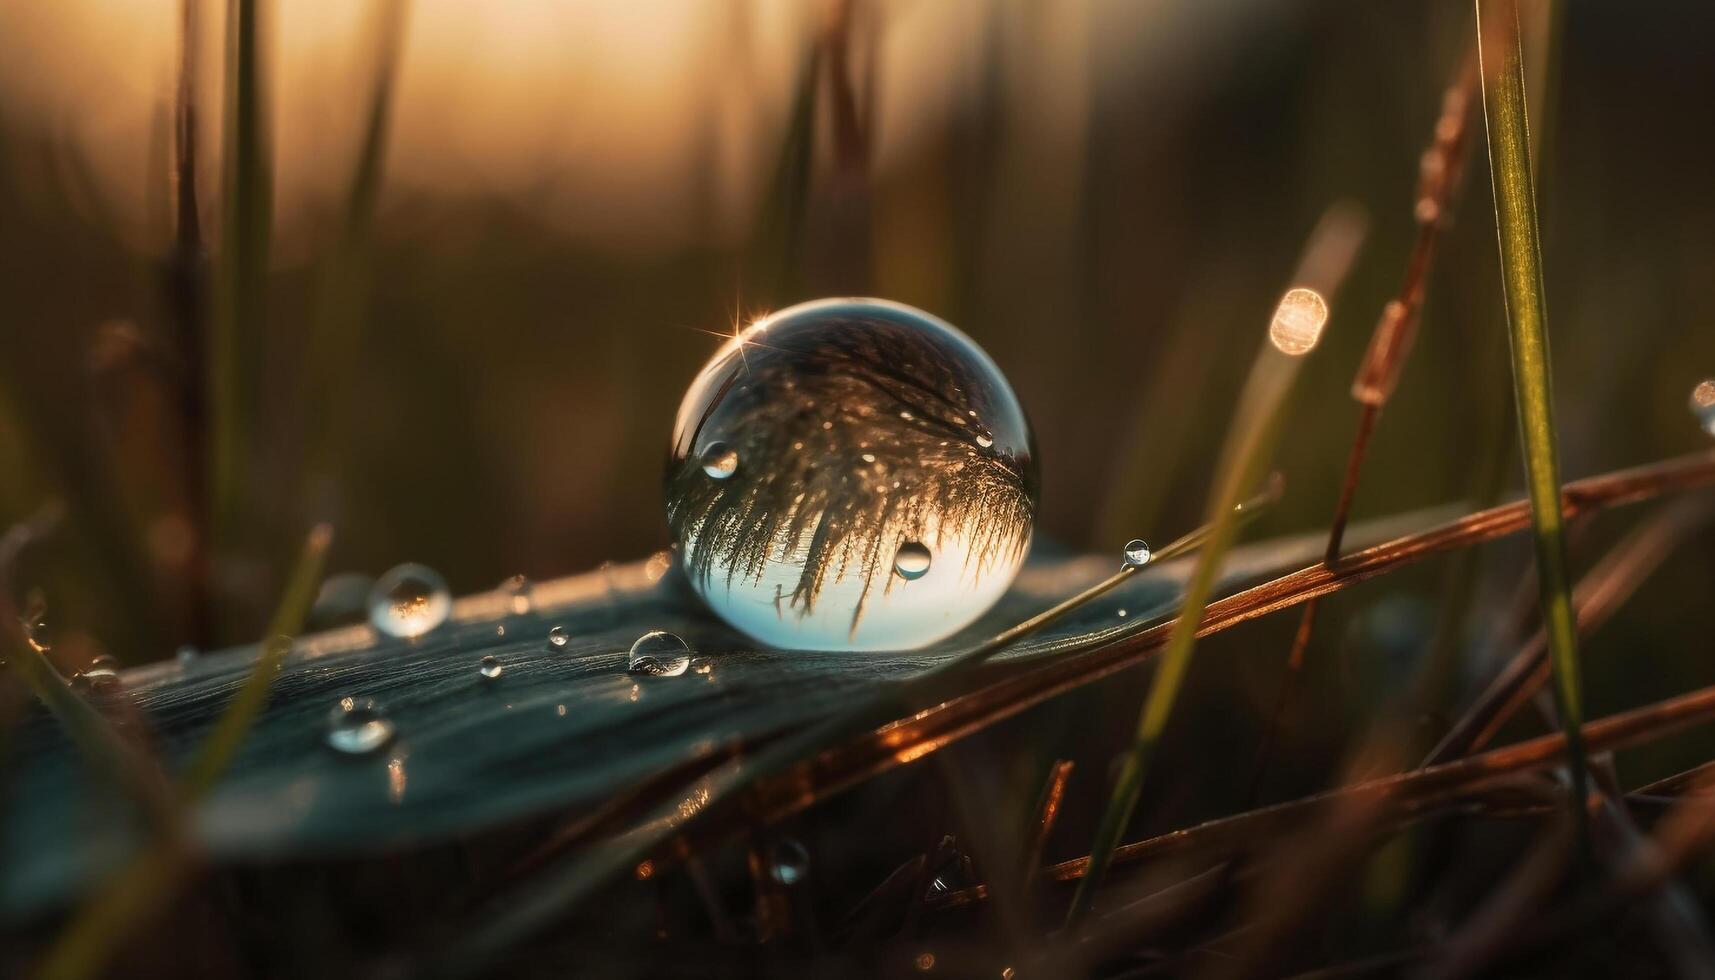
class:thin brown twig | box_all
[1250,46,1480,811]
[1035,679,1715,885]
[1021,760,1074,887]
[1425,496,1713,765]
[707,451,1715,854]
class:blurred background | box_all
[2,0,1714,674]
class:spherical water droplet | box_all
[666,299,1038,651]
[976,431,994,449]
[479,655,504,680]
[78,655,120,691]
[326,697,395,754]
[499,574,534,614]
[547,625,569,649]
[1691,379,1715,435]
[368,564,450,639]
[1269,287,1329,355]
[701,442,740,480]
[893,542,932,581]
[769,839,810,885]
[627,630,691,676]
[1122,539,1152,568]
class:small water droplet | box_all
[369,564,450,639]
[479,655,504,680]
[495,624,506,638]
[976,431,994,449]
[701,442,739,480]
[769,838,810,885]
[861,452,877,464]
[627,630,691,676]
[1122,539,1152,568]
[499,574,533,614]
[326,697,395,754]
[547,625,569,649]
[1692,379,1715,435]
[1117,608,1128,618]
[893,542,932,580]
[76,655,120,692]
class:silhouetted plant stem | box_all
[167,0,213,650]
[211,0,271,603]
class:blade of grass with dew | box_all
[210,0,271,565]
[0,507,172,821]
[36,523,333,980]
[1065,235,1339,926]
[1474,0,1586,835]
[430,494,1281,975]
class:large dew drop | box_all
[478,655,504,680]
[1122,539,1152,568]
[368,564,450,639]
[547,625,570,650]
[893,542,932,580]
[326,697,395,754]
[664,298,1038,651]
[628,630,691,677]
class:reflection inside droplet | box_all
[628,630,691,676]
[893,542,932,580]
[664,299,1039,652]
[701,442,739,480]
[368,564,451,639]
[326,697,396,754]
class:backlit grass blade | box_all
[1066,246,1341,926]
[1474,0,1587,833]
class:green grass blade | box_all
[34,523,332,980]
[180,523,331,799]
[1066,284,1337,926]
[1474,0,1586,830]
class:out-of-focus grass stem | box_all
[1064,208,1353,926]
[210,0,271,580]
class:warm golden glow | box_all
[1692,379,1715,410]
[1269,287,1329,355]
